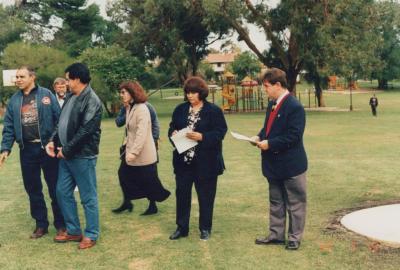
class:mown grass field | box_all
[1,83,400,270]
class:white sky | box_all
[1,0,277,53]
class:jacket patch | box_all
[42,97,51,105]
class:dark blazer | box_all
[168,101,227,178]
[258,95,307,180]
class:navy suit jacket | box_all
[258,95,308,180]
[168,101,227,178]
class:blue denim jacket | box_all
[1,86,61,153]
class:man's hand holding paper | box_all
[230,131,259,144]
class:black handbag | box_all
[119,144,126,160]
[119,126,127,160]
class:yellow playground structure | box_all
[220,72,265,112]
[221,72,237,112]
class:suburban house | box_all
[205,53,237,76]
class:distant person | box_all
[0,66,65,239]
[46,63,102,249]
[250,68,308,250]
[53,77,68,107]
[168,76,227,241]
[369,94,378,116]
[112,81,170,216]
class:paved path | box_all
[341,204,400,247]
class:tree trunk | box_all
[189,45,199,76]
[378,78,388,90]
[286,67,298,96]
[314,74,326,107]
[102,100,113,117]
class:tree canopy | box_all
[204,0,385,98]
[18,0,116,56]
[108,0,230,83]
[231,51,261,81]
[1,0,400,111]
[0,5,25,53]
[79,45,146,116]
[0,42,73,105]
[372,0,400,89]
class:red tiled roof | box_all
[205,53,237,63]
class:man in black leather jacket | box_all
[46,63,102,249]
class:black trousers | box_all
[19,142,65,229]
[371,106,377,116]
[175,170,218,232]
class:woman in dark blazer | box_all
[168,76,227,241]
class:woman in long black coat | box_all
[112,81,170,215]
[168,76,227,241]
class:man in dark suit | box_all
[369,94,378,116]
[251,68,307,250]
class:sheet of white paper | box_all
[171,127,198,154]
[230,131,257,143]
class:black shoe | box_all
[169,229,188,240]
[200,230,211,241]
[30,227,48,239]
[286,241,300,250]
[112,202,133,213]
[255,237,285,245]
[140,202,158,216]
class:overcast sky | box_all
[0,0,277,52]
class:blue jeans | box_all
[57,158,99,240]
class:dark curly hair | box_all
[183,76,209,101]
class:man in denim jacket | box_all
[0,66,65,239]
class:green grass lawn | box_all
[1,88,400,269]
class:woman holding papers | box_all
[112,81,170,215]
[168,76,227,241]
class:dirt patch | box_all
[325,89,384,94]
[199,241,215,270]
[137,226,162,241]
[304,107,353,112]
[128,258,153,270]
[0,201,12,212]
[324,199,400,253]
[163,96,184,100]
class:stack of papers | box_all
[170,127,198,154]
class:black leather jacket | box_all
[51,85,102,159]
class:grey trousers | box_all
[267,172,307,242]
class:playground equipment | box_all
[240,76,264,112]
[349,80,358,90]
[328,75,345,90]
[220,72,266,112]
[328,75,358,91]
[221,72,237,112]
